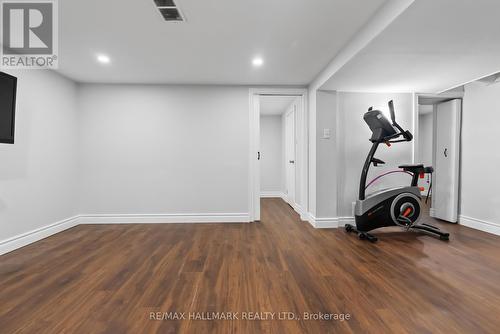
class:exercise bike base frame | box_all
[411,224,450,240]
[345,224,378,243]
[345,222,450,242]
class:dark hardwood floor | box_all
[1,198,500,333]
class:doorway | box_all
[249,88,307,222]
[415,94,462,223]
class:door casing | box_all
[249,88,308,222]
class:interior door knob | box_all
[444,148,448,157]
[289,160,295,164]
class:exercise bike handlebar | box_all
[387,100,413,142]
[388,100,396,123]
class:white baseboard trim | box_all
[289,201,304,217]
[314,217,339,229]
[305,213,316,227]
[0,215,80,256]
[260,191,285,198]
[300,211,312,223]
[459,215,500,236]
[306,215,355,229]
[307,213,354,228]
[77,213,251,224]
[0,212,251,255]
[338,216,355,226]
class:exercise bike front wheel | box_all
[390,193,422,228]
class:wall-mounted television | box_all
[0,72,17,144]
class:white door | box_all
[285,108,296,205]
[432,99,461,222]
[253,95,261,221]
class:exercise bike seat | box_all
[398,164,424,173]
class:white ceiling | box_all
[320,0,500,93]
[259,96,296,116]
[57,0,385,84]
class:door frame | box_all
[284,106,296,206]
[249,88,308,222]
[412,93,463,218]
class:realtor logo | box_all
[1,0,58,68]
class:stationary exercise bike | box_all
[345,100,450,242]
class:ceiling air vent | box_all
[154,0,176,5]
[154,0,185,22]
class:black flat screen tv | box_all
[0,72,17,144]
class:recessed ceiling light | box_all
[252,57,263,67]
[96,54,111,64]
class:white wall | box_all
[418,111,433,167]
[418,110,433,193]
[0,70,79,243]
[316,90,338,218]
[77,84,249,215]
[307,89,317,217]
[461,82,500,232]
[337,92,413,216]
[260,115,283,194]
